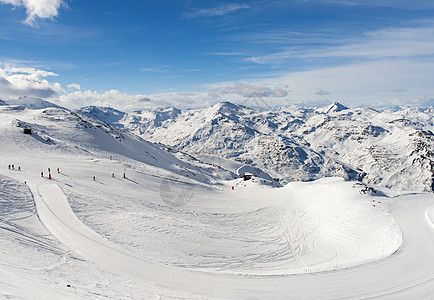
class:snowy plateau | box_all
[0,96,433,299]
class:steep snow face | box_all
[81,101,434,192]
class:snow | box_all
[0,99,433,298]
[317,101,349,114]
[80,101,434,192]
[6,96,62,110]
[78,106,126,127]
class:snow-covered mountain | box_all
[78,101,434,192]
[2,97,434,299]
[0,101,233,187]
[6,96,62,110]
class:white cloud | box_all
[66,83,80,91]
[259,59,434,108]
[315,88,330,96]
[4,65,57,77]
[0,0,20,6]
[148,92,209,109]
[57,89,153,111]
[208,82,289,98]
[140,66,170,73]
[185,3,249,18]
[0,63,198,111]
[246,25,434,64]
[315,26,434,59]
[0,0,64,26]
[0,64,63,99]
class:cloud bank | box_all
[0,64,63,98]
[1,59,433,111]
[208,82,289,98]
[58,90,152,112]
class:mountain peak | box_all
[212,101,246,116]
[321,102,349,114]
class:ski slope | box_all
[0,101,433,298]
[23,179,434,298]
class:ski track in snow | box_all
[29,181,434,299]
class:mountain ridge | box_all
[77,101,434,192]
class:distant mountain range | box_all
[78,101,434,192]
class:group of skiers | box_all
[41,167,60,179]
[8,164,21,171]
[10,156,124,182]
[40,168,124,181]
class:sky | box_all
[0,0,434,111]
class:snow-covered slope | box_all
[6,96,62,109]
[1,102,237,187]
[79,102,434,192]
[78,106,126,127]
[1,98,434,299]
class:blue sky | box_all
[0,0,433,110]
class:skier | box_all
[93,176,95,181]
[12,165,14,169]
[18,166,21,171]
[57,168,60,173]
[8,165,10,169]
[112,173,115,178]
[41,172,43,177]
[48,167,50,173]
